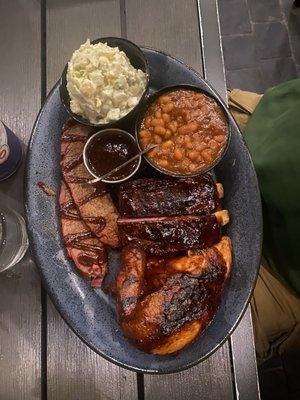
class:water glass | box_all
[0,205,28,272]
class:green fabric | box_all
[244,79,300,296]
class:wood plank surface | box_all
[46,1,137,399]
[126,0,203,73]
[231,308,261,400]
[198,2,260,398]
[0,1,41,399]
[125,1,234,398]
[197,0,227,101]
[47,301,137,400]
[142,345,234,400]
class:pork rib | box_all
[59,181,107,287]
[118,174,221,217]
[117,214,223,255]
[61,121,119,248]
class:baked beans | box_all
[139,89,228,174]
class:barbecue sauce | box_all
[86,132,139,181]
[77,254,99,267]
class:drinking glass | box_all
[0,205,28,272]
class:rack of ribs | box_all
[117,211,229,256]
[116,237,232,354]
[118,174,223,217]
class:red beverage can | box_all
[0,121,22,181]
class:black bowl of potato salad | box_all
[60,37,149,128]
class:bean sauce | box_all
[139,89,228,174]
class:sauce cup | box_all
[83,129,141,184]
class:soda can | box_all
[0,121,23,181]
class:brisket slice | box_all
[117,215,221,256]
[118,174,220,217]
[61,121,119,248]
[59,181,107,287]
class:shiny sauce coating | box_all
[86,133,139,181]
[139,89,228,174]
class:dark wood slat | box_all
[198,1,260,398]
[126,0,203,73]
[231,308,261,400]
[47,301,137,400]
[46,1,137,399]
[125,1,234,398]
[0,1,41,399]
[141,345,234,400]
[47,0,122,89]
[197,0,227,100]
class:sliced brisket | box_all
[61,122,119,248]
[60,181,107,287]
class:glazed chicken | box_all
[116,237,232,354]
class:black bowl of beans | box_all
[135,84,231,177]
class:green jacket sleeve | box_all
[244,79,300,296]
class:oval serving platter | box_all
[25,47,262,374]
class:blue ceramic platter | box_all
[25,48,262,374]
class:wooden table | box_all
[0,1,261,399]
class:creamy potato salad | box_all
[67,40,147,124]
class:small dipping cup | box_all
[83,129,141,184]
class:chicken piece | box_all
[116,237,232,354]
[152,320,202,355]
[145,258,175,293]
[116,245,146,318]
[168,237,232,278]
[145,237,232,291]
